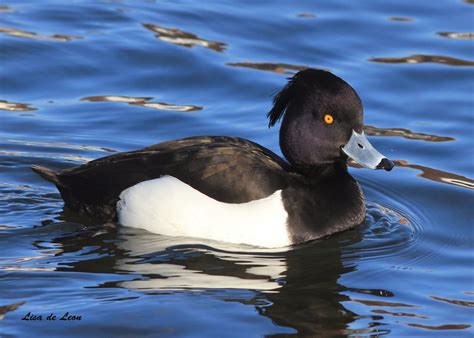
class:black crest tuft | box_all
[266,69,347,128]
[267,75,297,128]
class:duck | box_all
[32,69,394,248]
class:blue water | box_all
[1,0,473,337]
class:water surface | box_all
[1,0,473,337]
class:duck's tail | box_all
[31,165,60,185]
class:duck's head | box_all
[268,69,394,171]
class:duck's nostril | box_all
[357,143,364,149]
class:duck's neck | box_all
[283,159,365,243]
[290,159,349,181]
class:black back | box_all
[52,136,290,220]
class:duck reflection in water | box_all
[52,223,371,336]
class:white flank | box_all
[117,176,290,248]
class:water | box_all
[1,0,473,336]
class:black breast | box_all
[282,167,366,243]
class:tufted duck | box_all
[32,69,394,247]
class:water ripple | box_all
[0,150,93,163]
[5,139,116,153]
[395,160,474,190]
[387,17,415,22]
[0,302,25,320]
[0,27,81,41]
[369,54,474,66]
[372,309,429,319]
[404,323,471,331]
[143,23,226,52]
[438,32,474,39]
[81,95,202,112]
[0,100,36,112]
[430,295,474,307]
[227,62,307,74]
[345,201,420,263]
[364,125,454,142]
[351,298,419,308]
[350,160,474,190]
[296,13,316,19]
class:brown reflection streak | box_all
[0,301,25,320]
[0,150,93,163]
[81,95,202,112]
[0,225,17,229]
[0,27,81,41]
[369,54,474,66]
[349,159,474,190]
[7,139,116,153]
[364,125,454,142]
[352,298,419,308]
[438,32,474,39]
[0,5,11,12]
[430,295,474,307]
[0,99,36,111]
[143,23,226,52]
[404,323,471,330]
[81,95,152,104]
[388,17,415,22]
[297,12,316,18]
[373,309,429,319]
[395,160,474,190]
[347,288,394,297]
[227,62,308,74]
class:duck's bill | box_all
[342,130,394,171]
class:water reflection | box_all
[0,302,25,320]
[81,95,202,112]
[1,197,467,335]
[364,125,454,142]
[394,160,474,190]
[438,32,474,39]
[0,27,81,41]
[350,159,474,190]
[260,242,363,336]
[369,54,474,66]
[0,100,36,112]
[52,225,362,335]
[388,17,415,22]
[372,309,429,319]
[352,298,418,308]
[227,62,307,74]
[0,5,11,12]
[404,323,470,331]
[81,95,152,104]
[296,13,316,18]
[48,203,413,336]
[430,295,474,307]
[0,149,93,163]
[5,139,116,153]
[143,23,226,52]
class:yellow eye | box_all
[324,114,334,124]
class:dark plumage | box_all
[33,69,393,244]
[34,136,290,220]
